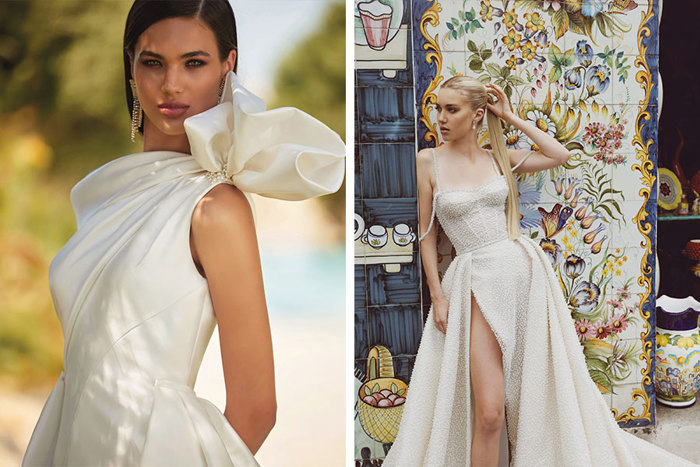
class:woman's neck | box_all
[445,134,482,160]
[141,117,192,154]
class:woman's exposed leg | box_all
[469,290,505,467]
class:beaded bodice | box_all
[420,148,510,255]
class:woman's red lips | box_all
[158,101,189,118]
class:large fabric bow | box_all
[183,71,345,201]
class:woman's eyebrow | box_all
[139,50,211,59]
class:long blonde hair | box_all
[441,76,521,240]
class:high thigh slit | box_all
[382,148,699,467]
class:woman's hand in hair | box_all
[485,83,513,120]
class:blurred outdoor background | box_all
[0,0,345,465]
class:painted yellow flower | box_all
[566,224,572,231]
[525,12,545,32]
[605,258,613,266]
[566,244,574,253]
[656,334,668,347]
[502,29,521,51]
[678,336,694,349]
[562,235,570,245]
[615,248,621,253]
[521,41,537,61]
[571,230,578,238]
[615,269,621,276]
[506,55,518,70]
[503,9,517,28]
[616,258,623,267]
[623,256,627,262]
[480,0,494,21]
[602,268,609,277]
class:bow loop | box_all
[184,71,345,201]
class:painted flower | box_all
[608,313,629,334]
[553,175,565,195]
[540,238,564,269]
[503,8,517,28]
[521,41,537,61]
[524,12,545,32]
[581,0,605,18]
[584,65,611,97]
[505,55,524,70]
[564,68,582,90]
[517,178,541,204]
[505,129,529,149]
[593,321,611,339]
[575,40,593,67]
[480,0,495,21]
[616,285,631,300]
[526,109,556,135]
[534,30,549,49]
[542,0,562,11]
[563,254,585,279]
[502,29,521,51]
[591,235,607,254]
[519,205,542,229]
[575,318,595,341]
[569,280,601,314]
[583,223,605,244]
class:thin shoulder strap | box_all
[487,149,502,176]
[512,150,535,171]
[419,148,440,242]
[431,148,441,193]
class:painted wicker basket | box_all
[357,345,408,443]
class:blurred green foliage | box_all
[0,0,346,388]
[272,1,346,223]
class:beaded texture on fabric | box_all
[383,148,699,467]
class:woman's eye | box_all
[141,59,205,67]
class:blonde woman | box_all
[382,77,696,466]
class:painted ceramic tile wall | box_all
[355,0,660,463]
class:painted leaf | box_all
[552,9,569,39]
[485,62,501,77]
[468,40,478,53]
[391,382,398,393]
[364,385,371,396]
[372,383,380,393]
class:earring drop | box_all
[217,78,225,102]
[129,79,142,143]
[472,120,476,130]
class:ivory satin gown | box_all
[21,71,345,466]
[381,149,698,467]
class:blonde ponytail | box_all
[442,76,522,240]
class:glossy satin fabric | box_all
[22,71,345,466]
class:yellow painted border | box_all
[418,1,442,146]
[610,2,656,425]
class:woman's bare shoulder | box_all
[192,184,254,237]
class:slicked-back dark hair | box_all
[123,0,238,137]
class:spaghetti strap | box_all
[419,148,439,242]
[432,148,441,193]
[487,149,502,176]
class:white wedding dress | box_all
[21,71,345,466]
[382,149,698,466]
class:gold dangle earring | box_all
[129,79,143,142]
[217,77,225,102]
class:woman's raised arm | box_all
[190,183,276,455]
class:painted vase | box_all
[654,295,700,407]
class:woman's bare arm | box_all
[416,149,449,333]
[191,183,276,454]
[485,82,570,174]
